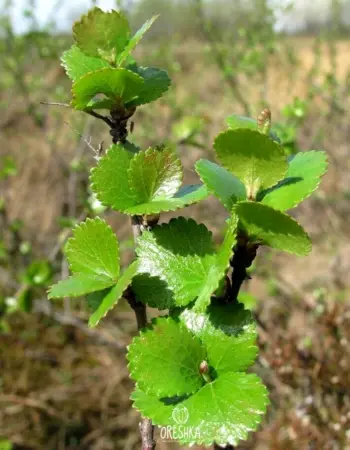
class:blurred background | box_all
[1,0,350,449]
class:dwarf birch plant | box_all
[48,7,328,449]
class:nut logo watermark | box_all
[160,405,201,442]
[172,405,189,424]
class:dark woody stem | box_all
[228,233,259,303]
[214,237,258,450]
[128,215,156,450]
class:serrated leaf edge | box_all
[213,128,287,188]
[127,66,172,107]
[47,275,114,299]
[195,159,246,210]
[72,7,130,55]
[88,260,138,327]
[117,15,159,66]
[235,202,312,256]
[136,216,214,255]
[130,373,270,446]
[123,187,207,215]
[89,146,136,212]
[127,316,206,397]
[71,67,144,109]
[60,45,111,82]
[64,216,119,279]
[127,147,183,203]
[193,219,238,312]
[262,150,328,210]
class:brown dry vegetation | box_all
[1,37,350,449]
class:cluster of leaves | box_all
[49,7,328,448]
[128,304,268,447]
[196,114,327,256]
[61,7,170,112]
[90,144,208,215]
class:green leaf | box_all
[124,199,185,215]
[73,7,130,63]
[65,217,119,279]
[135,216,236,310]
[71,68,144,110]
[128,147,183,203]
[132,274,175,309]
[117,16,158,66]
[193,212,238,312]
[61,45,110,82]
[195,159,246,210]
[181,373,268,446]
[238,291,257,310]
[124,188,208,215]
[226,114,280,142]
[87,287,111,312]
[132,372,269,446]
[173,184,208,204]
[236,201,312,256]
[127,66,171,106]
[89,261,138,327]
[226,114,257,131]
[48,218,121,300]
[128,317,206,397]
[91,146,206,215]
[136,218,215,307]
[260,151,328,211]
[214,129,287,197]
[48,274,115,299]
[130,388,178,425]
[182,300,258,375]
[90,144,136,211]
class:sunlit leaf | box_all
[128,317,206,397]
[117,16,158,65]
[71,68,144,110]
[65,217,120,279]
[48,274,115,299]
[214,129,287,197]
[260,151,328,211]
[196,159,246,210]
[73,7,130,63]
[90,144,136,211]
[89,261,138,327]
[132,373,268,446]
[235,201,311,256]
[128,147,182,203]
[61,45,110,81]
[127,66,171,106]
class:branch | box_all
[86,110,114,127]
[229,238,258,302]
[139,418,156,450]
[127,215,156,449]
